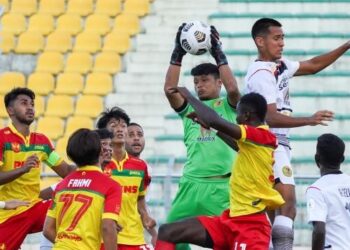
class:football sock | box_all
[272,215,294,250]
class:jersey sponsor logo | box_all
[282,166,293,177]
[11,142,20,153]
[129,170,141,176]
[338,187,350,197]
[34,145,44,150]
[67,179,92,188]
[14,160,39,169]
[57,232,82,241]
[0,243,6,250]
[123,185,138,193]
[197,126,215,142]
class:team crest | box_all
[213,100,223,107]
[0,243,6,250]
[11,143,20,153]
[282,166,293,177]
[268,175,275,183]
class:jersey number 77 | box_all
[58,193,93,231]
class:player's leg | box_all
[156,218,214,250]
[272,145,296,250]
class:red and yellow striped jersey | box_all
[0,124,63,223]
[229,125,285,217]
[104,153,151,245]
[47,166,122,249]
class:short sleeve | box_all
[103,180,122,222]
[47,192,58,219]
[246,70,277,105]
[239,125,277,148]
[282,58,300,78]
[139,163,151,196]
[306,186,328,223]
[177,102,191,119]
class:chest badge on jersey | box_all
[11,142,21,153]
[213,100,223,107]
[282,166,293,177]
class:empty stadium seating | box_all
[0,72,25,94]
[27,72,55,95]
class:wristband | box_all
[0,201,5,209]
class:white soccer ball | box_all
[180,21,211,55]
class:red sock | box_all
[155,240,176,250]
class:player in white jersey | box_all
[306,133,350,250]
[245,17,350,249]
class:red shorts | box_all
[101,243,154,250]
[0,200,51,250]
[198,209,271,250]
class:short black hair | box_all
[251,18,282,40]
[190,63,220,79]
[96,106,130,129]
[67,128,101,167]
[4,87,35,108]
[240,93,267,122]
[317,133,345,167]
[128,122,143,129]
[94,128,114,140]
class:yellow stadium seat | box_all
[103,32,130,54]
[0,0,9,13]
[85,14,111,35]
[65,52,92,74]
[15,32,44,54]
[67,0,93,17]
[0,95,8,118]
[45,31,72,53]
[35,95,45,117]
[38,0,65,17]
[11,0,37,16]
[36,52,64,74]
[36,116,64,140]
[1,13,26,35]
[56,14,82,36]
[93,52,121,74]
[95,0,121,17]
[55,136,70,162]
[123,0,150,17]
[27,72,54,95]
[75,95,103,118]
[65,116,93,137]
[0,32,15,54]
[84,73,113,95]
[113,14,140,36]
[73,32,101,53]
[28,14,54,36]
[45,95,74,118]
[0,72,25,94]
[55,73,84,95]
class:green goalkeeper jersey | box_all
[178,96,237,178]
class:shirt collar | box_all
[77,165,102,173]
[8,123,31,144]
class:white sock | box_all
[272,215,294,250]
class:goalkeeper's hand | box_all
[170,23,187,66]
[209,25,228,67]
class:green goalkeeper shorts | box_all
[166,175,230,250]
